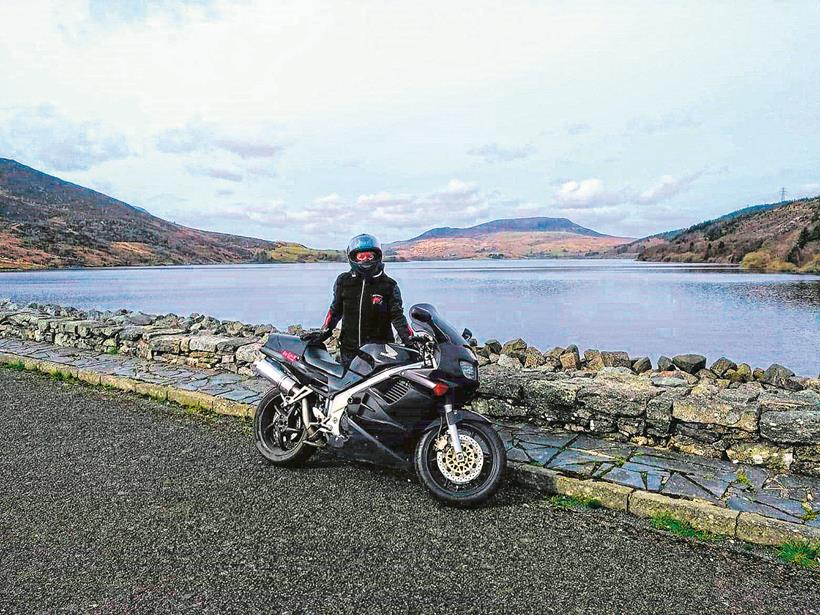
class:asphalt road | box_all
[1,368,817,615]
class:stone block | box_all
[628,490,738,536]
[148,335,188,354]
[726,442,793,469]
[523,348,546,368]
[735,512,820,546]
[213,397,254,418]
[484,339,502,354]
[584,349,604,371]
[672,354,707,374]
[167,387,216,410]
[497,354,523,369]
[710,357,737,377]
[672,396,758,432]
[601,351,631,369]
[559,348,581,370]
[545,346,565,360]
[760,407,820,445]
[761,363,795,388]
[471,397,528,419]
[77,369,102,386]
[508,463,632,511]
[236,342,263,364]
[501,338,527,355]
[631,357,652,374]
[100,374,137,392]
[577,373,660,417]
[134,381,169,401]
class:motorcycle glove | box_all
[300,329,332,345]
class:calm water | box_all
[1,260,818,374]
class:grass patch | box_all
[800,504,818,523]
[548,494,602,510]
[105,346,119,355]
[1,360,26,371]
[49,370,77,383]
[650,512,718,541]
[777,541,819,569]
[735,470,756,493]
[612,455,627,467]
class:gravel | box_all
[1,368,817,614]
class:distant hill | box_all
[386,216,632,260]
[0,159,341,270]
[631,197,820,272]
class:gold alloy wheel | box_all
[436,434,484,484]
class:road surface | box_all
[0,368,817,614]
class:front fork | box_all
[443,392,463,454]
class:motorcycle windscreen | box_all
[409,303,465,344]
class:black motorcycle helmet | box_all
[347,233,383,278]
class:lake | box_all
[1,259,818,375]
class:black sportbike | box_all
[252,304,506,506]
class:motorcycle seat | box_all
[303,345,345,378]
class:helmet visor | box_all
[355,251,376,262]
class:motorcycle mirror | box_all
[462,328,472,341]
[410,306,432,323]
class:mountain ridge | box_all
[625,196,819,271]
[0,159,341,270]
[400,216,609,243]
[386,216,631,260]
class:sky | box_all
[1,0,819,248]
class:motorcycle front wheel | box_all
[254,388,315,467]
[414,421,506,507]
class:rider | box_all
[301,234,415,367]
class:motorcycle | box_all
[252,303,506,506]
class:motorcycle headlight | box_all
[459,360,477,380]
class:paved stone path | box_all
[1,336,818,535]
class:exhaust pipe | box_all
[253,359,300,396]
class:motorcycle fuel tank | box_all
[349,343,419,377]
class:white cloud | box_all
[155,121,285,159]
[186,165,243,182]
[554,178,624,208]
[636,173,702,205]
[468,142,536,163]
[200,179,490,239]
[0,105,129,171]
[553,173,701,211]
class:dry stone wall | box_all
[1,298,818,476]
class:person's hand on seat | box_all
[300,329,331,345]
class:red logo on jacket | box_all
[372,294,383,305]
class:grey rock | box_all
[559,348,581,370]
[650,376,688,387]
[484,339,502,354]
[671,395,759,432]
[631,357,652,374]
[501,338,527,355]
[672,354,707,374]
[710,357,737,377]
[761,363,795,389]
[523,347,546,368]
[658,356,674,371]
[601,351,631,369]
[760,407,820,445]
[497,354,523,369]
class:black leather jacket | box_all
[323,270,413,353]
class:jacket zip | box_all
[358,277,365,347]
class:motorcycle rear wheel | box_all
[414,421,505,507]
[254,388,315,467]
